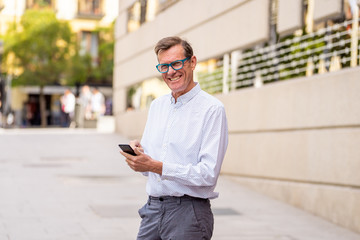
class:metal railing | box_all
[197,19,360,94]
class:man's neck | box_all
[172,82,196,103]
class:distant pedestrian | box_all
[76,85,92,127]
[90,87,105,119]
[60,89,75,127]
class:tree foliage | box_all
[3,9,73,87]
[1,8,114,126]
[66,52,92,86]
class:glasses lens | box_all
[157,64,169,73]
[171,61,184,70]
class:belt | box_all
[149,195,208,202]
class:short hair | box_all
[154,36,193,58]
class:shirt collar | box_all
[170,82,201,105]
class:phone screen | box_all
[118,144,136,156]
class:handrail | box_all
[197,19,360,94]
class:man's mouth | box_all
[169,76,181,82]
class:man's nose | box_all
[167,66,177,74]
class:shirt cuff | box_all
[161,162,177,180]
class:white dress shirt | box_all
[140,83,228,199]
[61,93,75,114]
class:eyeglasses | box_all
[156,57,190,73]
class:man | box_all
[60,89,75,127]
[120,36,228,240]
[90,87,105,119]
[80,85,92,120]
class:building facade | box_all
[0,0,118,127]
[114,0,360,233]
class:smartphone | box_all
[118,144,137,156]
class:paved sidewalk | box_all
[0,128,359,240]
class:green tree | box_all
[67,52,92,86]
[3,9,73,127]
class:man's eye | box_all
[160,65,168,71]
[172,61,182,68]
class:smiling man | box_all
[120,36,228,240]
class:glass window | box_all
[78,0,102,16]
[0,0,4,11]
[126,0,180,33]
[127,0,179,32]
[127,0,148,33]
[26,0,54,9]
[80,31,99,66]
[127,1,141,33]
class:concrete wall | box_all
[217,66,360,233]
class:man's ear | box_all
[191,56,197,70]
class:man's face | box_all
[157,44,196,99]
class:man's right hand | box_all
[120,146,162,175]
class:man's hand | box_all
[120,146,162,175]
[129,140,144,153]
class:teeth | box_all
[170,76,180,81]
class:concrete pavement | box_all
[0,128,359,240]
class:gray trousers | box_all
[137,195,214,240]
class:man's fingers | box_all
[130,139,141,149]
[134,147,143,155]
[125,158,134,168]
[120,150,134,159]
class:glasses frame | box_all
[156,57,190,73]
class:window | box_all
[78,0,103,18]
[26,0,54,9]
[80,31,99,66]
[0,0,4,11]
[127,0,147,33]
[126,0,180,33]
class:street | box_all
[0,128,359,240]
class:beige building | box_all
[0,0,118,127]
[0,0,118,32]
[114,0,360,234]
